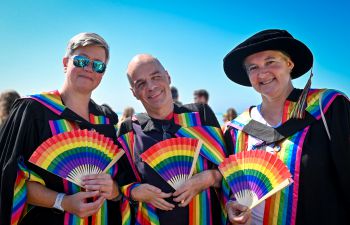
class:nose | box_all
[257,66,269,78]
[83,61,94,73]
[145,80,157,91]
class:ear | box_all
[287,58,294,71]
[165,71,171,84]
[130,87,139,100]
[63,57,69,73]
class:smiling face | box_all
[128,55,173,116]
[244,50,294,101]
[63,45,106,95]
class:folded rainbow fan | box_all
[29,129,125,187]
[140,137,202,190]
[218,150,293,209]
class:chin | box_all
[76,86,95,94]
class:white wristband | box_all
[53,193,66,212]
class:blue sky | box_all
[1,0,349,115]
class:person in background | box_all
[170,86,182,106]
[0,32,132,225]
[117,106,135,128]
[223,29,350,225]
[118,54,225,225]
[221,113,228,132]
[194,89,209,104]
[0,90,20,129]
[226,107,237,122]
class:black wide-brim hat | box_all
[223,29,313,86]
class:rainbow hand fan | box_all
[218,150,293,209]
[140,137,202,190]
[29,129,125,187]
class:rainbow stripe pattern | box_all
[117,132,141,181]
[11,161,45,225]
[89,114,110,125]
[219,150,293,209]
[174,112,201,127]
[49,119,79,136]
[28,90,66,115]
[175,126,226,165]
[29,129,124,187]
[140,137,201,190]
[305,89,345,120]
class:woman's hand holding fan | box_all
[219,150,293,209]
[226,200,252,225]
[61,190,105,217]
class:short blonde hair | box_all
[65,32,110,62]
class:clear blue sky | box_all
[1,0,349,115]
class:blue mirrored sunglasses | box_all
[72,55,106,73]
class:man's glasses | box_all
[72,55,106,74]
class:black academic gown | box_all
[0,97,132,225]
[118,103,222,225]
[224,89,350,225]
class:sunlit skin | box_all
[226,200,252,225]
[60,45,106,121]
[62,45,106,95]
[127,54,174,119]
[244,50,294,101]
[244,50,295,126]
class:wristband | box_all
[53,193,66,212]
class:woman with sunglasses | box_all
[222,29,350,225]
[0,32,133,225]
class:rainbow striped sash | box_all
[118,131,159,225]
[227,89,344,225]
[305,89,346,120]
[174,112,201,127]
[10,160,45,225]
[175,126,226,165]
[174,112,227,225]
[28,90,66,115]
[90,114,110,124]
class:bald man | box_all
[118,54,225,225]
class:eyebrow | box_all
[264,56,277,60]
[133,69,163,85]
[79,53,105,62]
[149,70,161,76]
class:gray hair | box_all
[64,32,110,62]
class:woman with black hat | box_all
[222,29,350,225]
